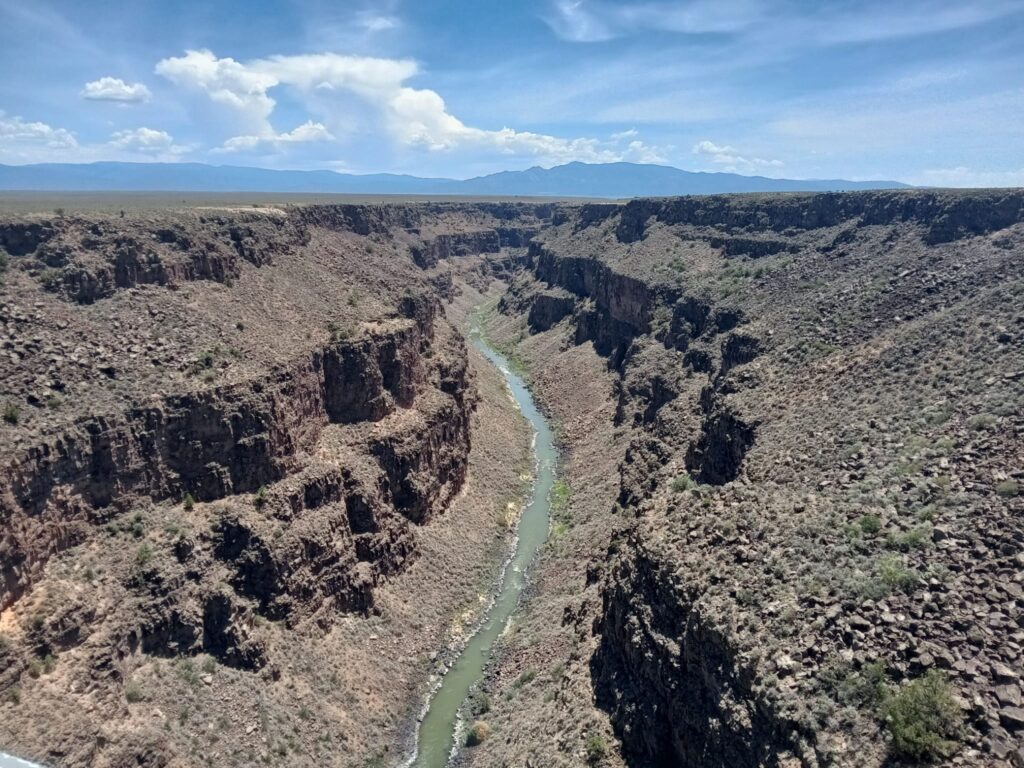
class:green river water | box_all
[405,317,557,768]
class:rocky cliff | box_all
[463,189,1024,768]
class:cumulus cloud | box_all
[81,77,152,103]
[156,50,279,131]
[155,49,669,165]
[218,120,335,152]
[692,139,781,171]
[0,112,77,148]
[108,127,186,153]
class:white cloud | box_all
[81,77,152,103]
[156,49,670,165]
[610,128,639,140]
[815,1,1024,44]
[693,139,782,171]
[156,50,280,132]
[544,0,764,42]
[0,112,77,148]
[108,127,186,154]
[218,120,335,152]
[356,12,398,31]
[545,1,615,42]
[544,0,1024,45]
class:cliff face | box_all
[469,189,1024,768]
[611,188,1024,244]
[0,202,511,768]
[594,525,812,768]
[0,295,457,614]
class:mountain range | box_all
[0,160,910,198]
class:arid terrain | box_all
[1,189,1022,768]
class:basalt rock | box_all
[593,527,813,768]
[0,296,460,613]
[527,290,576,332]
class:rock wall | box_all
[593,526,814,768]
[612,188,1024,244]
[0,293,469,614]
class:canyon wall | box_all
[469,188,1024,768]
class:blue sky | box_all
[0,0,1022,185]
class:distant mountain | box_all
[0,160,909,198]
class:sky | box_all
[0,0,1022,185]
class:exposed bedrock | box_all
[529,242,659,334]
[527,289,576,332]
[514,238,763,499]
[410,227,540,269]
[0,293,471,614]
[611,188,1024,244]
[593,527,813,768]
[16,214,303,303]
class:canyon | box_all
[0,189,1022,768]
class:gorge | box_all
[0,189,1022,768]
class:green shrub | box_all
[136,543,153,566]
[857,514,882,536]
[882,671,962,760]
[3,402,19,425]
[190,348,219,375]
[327,321,352,342]
[512,669,537,689]
[586,734,608,763]
[125,681,145,703]
[28,654,56,678]
[468,690,491,717]
[254,486,268,508]
[550,480,571,516]
[996,479,1020,498]
[885,524,933,551]
[174,657,201,687]
[968,413,996,430]
[465,721,491,746]
[840,660,889,708]
[878,555,919,592]
[182,492,195,511]
[671,474,692,492]
[39,267,64,291]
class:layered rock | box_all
[0,298,448,613]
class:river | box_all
[404,315,557,768]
